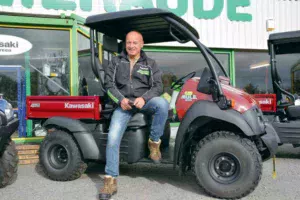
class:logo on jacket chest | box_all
[137,66,150,76]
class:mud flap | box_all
[261,122,279,156]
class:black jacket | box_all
[105,50,163,104]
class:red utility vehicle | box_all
[26,9,278,199]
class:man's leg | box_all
[105,107,132,176]
[141,97,169,163]
[100,107,132,200]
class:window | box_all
[235,51,272,94]
[276,53,300,94]
[0,27,70,96]
[77,31,104,96]
[146,50,229,95]
[0,69,19,107]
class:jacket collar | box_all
[119,49,147,62]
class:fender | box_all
[174,101,256,168]
[43,117,100,160]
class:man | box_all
[99,31,169,200]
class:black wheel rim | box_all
[209,153,241,184]
[48,144,69,169]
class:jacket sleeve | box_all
[141,60,163,102]
[104,57,125,104]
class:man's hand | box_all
[120,98,132,110]
[134,97,145,109]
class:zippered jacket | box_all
[104,50,163,104]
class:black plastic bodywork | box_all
[286,105,300,119]
[268,30,300,54]
[43,113,150,162]
[272,120,300,144]
[0,118,19,152]
[173,101,277,168]
[262,122,280,156]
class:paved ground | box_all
[1,144,300,200]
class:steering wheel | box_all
[171,71,196,91]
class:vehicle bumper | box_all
[261,122,279,156]
[0,118,19,149]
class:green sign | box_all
[0,0,252,22]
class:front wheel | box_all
[39,130,87,181]
[0,140,19,188]
[191,131,262,199]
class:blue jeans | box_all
[105,97,169,177]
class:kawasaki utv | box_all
[0,95,19,188]
[254,31,300,146]
[26,9,278,199]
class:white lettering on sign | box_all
[0,35,32,56]
[64,102,94,109]
[259,99,272,105]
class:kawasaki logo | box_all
[259,99,272,105]
[64,103,94,109]
[0,41,19,48]
[0,35,32,56]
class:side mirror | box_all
[197,67,213,94]
[197,67,219,101]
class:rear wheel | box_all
[39,130,87,181]
[0,140,19,188]
[191,131,262,199]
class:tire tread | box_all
[191,131,262,199]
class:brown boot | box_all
[148,139,162,164]
[99,175,117,200]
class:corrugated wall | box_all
[181,0,300,50]
[1,0,300,50]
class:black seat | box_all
[127,112,150,129]
[286,105,300,119]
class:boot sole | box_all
[99,191,117,200]
[151,159,161,164]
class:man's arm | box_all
[141,60,163,102]
[104,57,125,104]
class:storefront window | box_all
[0,70,18,107]
[0,27,70,96]
[235,51,272,94]
[276,53,300,94]
[146,51,229,95]
[77,32,103,96]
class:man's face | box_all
[126,32,144,57]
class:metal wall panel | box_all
[1,0,300,50]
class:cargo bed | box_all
[26,96,100,120]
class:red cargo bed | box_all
[252,94,277,113]
[26,96,101,120]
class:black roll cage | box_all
[88,12,230,109]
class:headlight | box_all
[4,103,13,121]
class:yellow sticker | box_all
[181,91,197,101]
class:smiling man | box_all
[99,31,169,200]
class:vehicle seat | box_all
[126,112,150,129]
[286,105,300,119]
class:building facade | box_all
[0,0,299,139]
